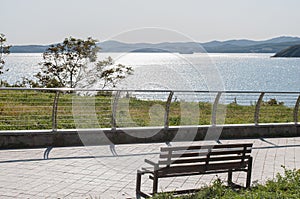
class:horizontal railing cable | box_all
[0,88,299,131]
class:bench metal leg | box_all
[136,170,152,198]
[246,157,253,188]
[136,170,142,198]
[152,171,158,194]
[228,169,233,185]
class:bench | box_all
[136,143,253,198]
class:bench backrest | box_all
[158,143,253,171]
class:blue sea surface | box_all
[3,52,300,92]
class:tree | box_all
[0,33,11,76]
[36,37,100,88]
[85,56,133,89]
[35,36,133,88]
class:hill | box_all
[10,45,49,53]
[9,36,300,54]
[272,45,300,57]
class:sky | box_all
[1,0,300,45]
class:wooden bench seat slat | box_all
[158,161,248,176]
[157,169,248,178]
[160,149,251,159]
[160,143,252,152]
[158,155,251,165]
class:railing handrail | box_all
[1,87,300,94]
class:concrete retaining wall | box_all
[0,123,299,149]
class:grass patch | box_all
[0,90,298,130]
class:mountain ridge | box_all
[9,36,300,54]
[272,45,300,57]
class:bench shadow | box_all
[0,142,300,164]
[0,151,160,164]
[253,137,300,149]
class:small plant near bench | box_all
[150,166,300,199]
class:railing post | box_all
[211,92,222,126]
[164,91,174,129]
[293,95,300,125]
[112,91,121,131]
[254,92,265,125]
[52,91,60,132]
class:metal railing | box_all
[0,88,300,131]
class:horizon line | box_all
[9,35,300,46]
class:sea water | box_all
[3,53,300,91]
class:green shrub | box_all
[151,167,300,199]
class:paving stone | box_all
[0,137,299,198]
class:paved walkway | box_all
[0,137,299,198]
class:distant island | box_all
[130,48,170,53]
[272,45,300,57]
[10,36,300,54]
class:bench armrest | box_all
[145,159,157,166]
